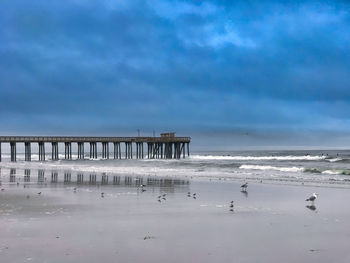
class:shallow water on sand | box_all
[1,171,350,263]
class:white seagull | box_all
[305,193,318,203]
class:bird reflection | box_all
[241,190,248,198]
[306,205,317,211]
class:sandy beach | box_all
[1,172,349,263]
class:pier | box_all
[0,133,190,162]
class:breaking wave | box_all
[326,157,343,162]
[239,164,304,172]
[322,169,350,175]
[240,165,350,175]
[191,155,326,161]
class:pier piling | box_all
[10,142,16,162]
[25,142,31,161]
[64,142,72,160]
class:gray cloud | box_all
[0,0,350,144]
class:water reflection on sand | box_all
[0,167,189,190]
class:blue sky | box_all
[1,0,350,148]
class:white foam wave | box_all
[239,164,304,172]
[322,169,350,175]
[191,155,326,161]
[322,170,340,175]
[327,158,343,162]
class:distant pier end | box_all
[0,133,191,162]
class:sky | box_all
[1,0,350,149]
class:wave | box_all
[241,165,350,175]
[191,155,326,161]
[322,169,350,175]
[326,158,343,162]
[304,168,322,173]
[290,167,350,175]
[239,165,350,175]
[239,164,304,172]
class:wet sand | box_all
[1,177,350,263]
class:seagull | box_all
[37,192,42,195]
[241,182,248,191]
[162,194,167,197]
[306,193,318,203]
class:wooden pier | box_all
[0,133,191,162]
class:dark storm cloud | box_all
[0,0,350,139]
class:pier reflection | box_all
[51,172,58,183]
[64,172,71,183]
[113,176,120,185]
[10,168,16,182]
[24,169,30,182]
[1,168,190,192]
[101,173,108,185]
[77,173,84,184]
[38,170,45,183]
[89,174,97,184]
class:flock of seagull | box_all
[151,180,316,212]
[1,179,319,212]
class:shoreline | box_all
[1,165,350,190]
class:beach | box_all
[1,164,350,263]
[3,0,350,261]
